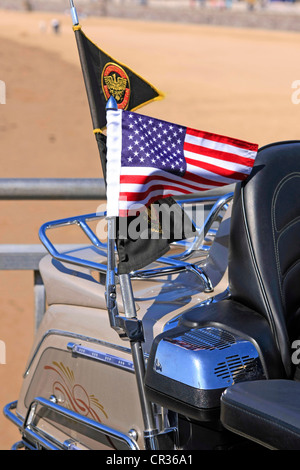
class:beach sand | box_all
[0,8,300,449]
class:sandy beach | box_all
[1,4,300,449]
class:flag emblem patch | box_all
[101,62,130,109]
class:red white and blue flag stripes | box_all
[106,107,258,217]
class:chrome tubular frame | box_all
[38,193,233,287]
[39,212,110,273]
[4,397,140,450]
[174,192,233,260]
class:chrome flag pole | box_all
[105,97,161,449]
[69,0,79,26]
[105,96,122,334]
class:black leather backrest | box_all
[228,141,300,377]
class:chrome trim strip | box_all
[67,342,135,372]
[24,329,132,377]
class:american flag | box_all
[111,110,258,216]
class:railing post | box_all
[33,270,46,331]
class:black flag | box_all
[73,26,164,131]
[74,26,195,274]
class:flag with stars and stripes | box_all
[108,110,258,217]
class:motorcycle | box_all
[4,138,300,451]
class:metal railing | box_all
[0,178,106,330]
[0,178,106,200]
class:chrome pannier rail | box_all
[4,397,140,450]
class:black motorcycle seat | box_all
[220,379,300,450]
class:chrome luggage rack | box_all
[38,193,233,294]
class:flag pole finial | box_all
[69,0,79,26]
[106,96,118,111]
